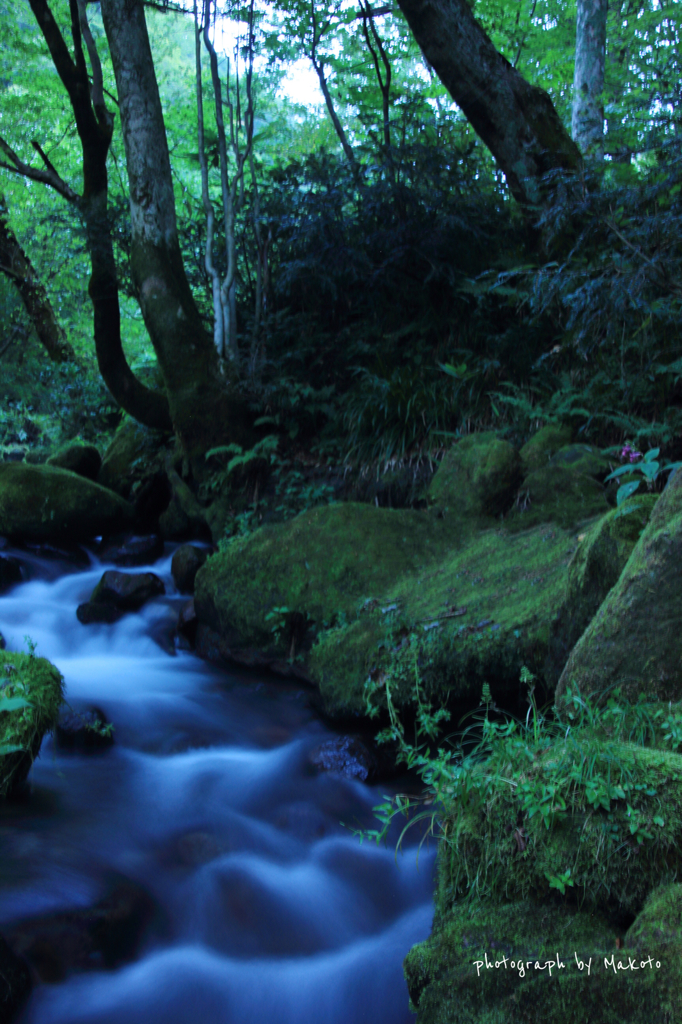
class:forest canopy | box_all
[0,0,681,476]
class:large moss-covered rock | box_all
[0,464,133,542]
[404,894,681,1024]
[546,495,658,685]
[196,502,581,716]
[557,466,682,704]
[519,423,573,473]
[427,432,522,523]
[97,418,169,499]
[46,441,101,481]
[0,650,63,798]
[550,442,612,480]
[508,464,610,532]
[195,502,448,657]
[434,735,682,920]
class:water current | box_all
[0,543,435,1024]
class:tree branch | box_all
[0,137,80,204]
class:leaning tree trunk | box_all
[395,0,582,205]
[0,193,75,362]
[572,0,608,157]
[100,0,249,465]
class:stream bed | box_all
[0,543,435,1024]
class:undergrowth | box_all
[358,663,682,914]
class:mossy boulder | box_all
[546,495,658,685]
[550,443,612,480]
[508,464,610,532]
[46,441,101,481]
[196,501,583,716]
[427,432,522,523]
[0,650,63,798]
[435,736,682,920]
[195,502,447,657]
[404,895,681,1024]
[557,466,682,704]
[0,463,133,542]
[97,418,169,499]
[519,423,573,473]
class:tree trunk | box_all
[572,0,608,156]
[0,193,75,362]
[17,0,173,431]
[100,0,249,465]
[395,0,582,205]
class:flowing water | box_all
[0,543,435,1024]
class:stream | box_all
[0,542,435,1024]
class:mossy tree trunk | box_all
[0,193,75,363]
[395,0,583,206]
[100,0,250,466]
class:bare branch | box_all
[77,0,112,127]
[0,137,80,204]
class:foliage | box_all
[357,666,682,914]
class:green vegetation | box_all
[0,646,63,798]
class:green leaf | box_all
[616,481,640,505]
[653,815,665,827]
[643,448,660,462]
[604,465,636,482]
[0,696,32,713]
[0,743,25,755]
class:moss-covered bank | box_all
[0,650,63,797]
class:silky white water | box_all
[0,543,435,1024]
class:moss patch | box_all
[519,424,573,474]
[404,896,681,1024]
[507,464,610,532]
[546,495,658,685]
[557,467,682,704]
[427,432,522,523]
[0,650,63,797]
[0,463,134,542]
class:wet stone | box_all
[0,553,22,593]
[98,534,164,567]
[176,598,197,649]
[89,570,166,611]
[4,878,157,984]
[76,603,122,626]
[308,735,378,782]
[0,933,32,1021]
[54,706,114,752]
[171,544,208,594]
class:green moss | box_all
[549,443,612,480]
[557,467,682,704]
[546,495,658,685]
[507,464,610,532]
[97,417,169,498]
[405,896,681,1024]
[195,502,448,658]
[309,519,578,715]
[519,424,573,473]
[0,463,134,542]
[435,732,682,920]
[0,650,63,797]
[427,432,522,522]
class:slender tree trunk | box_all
[100,0,249,464]
[395,0,582,205]
[572,0,608,156]
[0,193,75,362]
[6,0,173,430]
